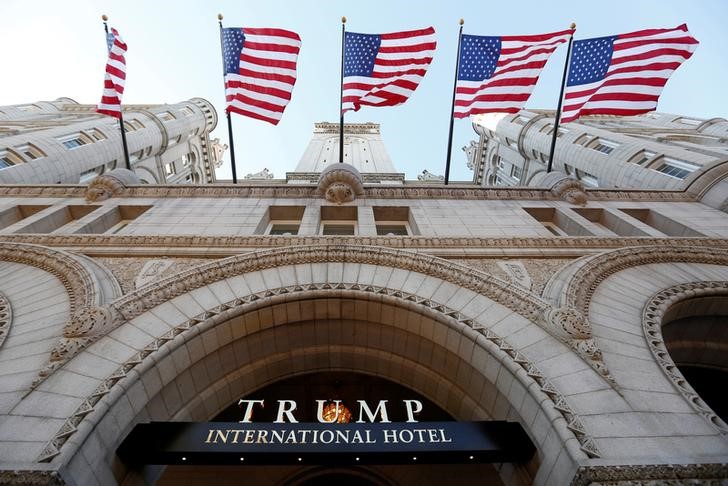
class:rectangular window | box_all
[59,133,92,150]
[79,167,101,183]
[674,117,701,126]
[259,206,306,235]
[90,129,106,141]
[0,205,49,231]
[159,111,176,122]
[571,208,651,237]
[574,134,594,146]
[0,151,21,169]
[181,154,190,166]
[14,205,100,234]
[631,150,656,166]
[654,157,700,180]
[523,207,596,236]
[373,206,416,235]
[269,223,300,235]
[164,163,176,176]
[181,106,194,116]
[512,115,531,125]
[510,165,523,181]
[589,138,619,155]
[618,208,704,237]
[376,224,408,236]
[15,143,46,160]
[321,206,357,235]
[74,205,152,234]
[322,224,356,235]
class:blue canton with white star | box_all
[344,32,381,77]
[105,32,115,52]
[458,34,501,81]
[222,28,246,75]
[567,35,617,86]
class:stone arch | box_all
[36,246,607,485]
[642,281,728,433]
[541,245,728,468]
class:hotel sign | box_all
[118,399,535,465]
[118,421,534,465]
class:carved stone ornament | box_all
[417,169,445,182]
[543,306,617,387]
[33,305,123,389]
[571,463,728,486]
[0,471,64,486]
[317,163,365,203]
[643,281,728,435]
[84,168,141,202]
[244,168,274,180]
[550,177,588,205]
[0,292,11,350]
[38,245,603,463]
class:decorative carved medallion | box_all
[317,163,365,203]
[84,168,141,202]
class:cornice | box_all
[571,463,728,486]
[0,184,694,202]
[0,234,725,256]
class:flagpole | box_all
[339,16,346,163]
[444,19,464,185]
[102,15,132,171]
[218,13,238,184]
[546,22,576,174]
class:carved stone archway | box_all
[34,246,606,486]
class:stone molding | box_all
[1,234,726,253]
[37,282,601,464]
[571,463,728,486]
[0,291,11,350]
[0,470,64,486]
[0,243,99,314]
[642,281,728,435]
[0,184,694,202]
[564,246,728,317]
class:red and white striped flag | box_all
[454,29,573,118]
[342,27,436,113]
[561,24,698,123]
[222,27,301,125]
[96,27,127,119]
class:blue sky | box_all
[1,0,725,181]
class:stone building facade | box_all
[0,120,726,485]
[0,98,225,185]
[464,110,728,208]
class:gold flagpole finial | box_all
[217,13,224,21]
[101,14,108,22]
[570,22,576,29]
[459,18,464,26]
[342,16,347,24]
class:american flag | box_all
[454,29,573,118]
[561,24,698,123]
[342,27,436,113]
[96,27,127,119]
[222,27,301,125]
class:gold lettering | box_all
[256,430,269,443]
